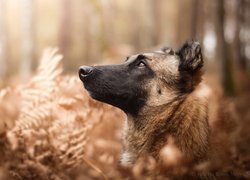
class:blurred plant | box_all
[0,47,249,179]
[0,48,117,179]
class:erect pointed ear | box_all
[177,41,203,73]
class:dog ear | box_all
[177,41,203,73]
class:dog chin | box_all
[86,90,98,100]
[86,90,105,103]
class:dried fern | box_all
[4,47,110,179]
[0,47,247,180]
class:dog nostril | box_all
[79,66,93,78]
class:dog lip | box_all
[80,73,88,78]
[79,72,86,81]
[79,72,89,82]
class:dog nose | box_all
[79,66,94,79]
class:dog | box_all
[79,41,214,166]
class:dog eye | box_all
[125,56,130,62]
[137,61,146,68]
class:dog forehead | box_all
[143,52,166,59]
[125,54,140,63]
[126,51,165,61]
[126,52,179,75]
[125,51,178,67]
[144,52,178,64]
[147,54,180,75]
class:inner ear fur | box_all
[177,41,204,92]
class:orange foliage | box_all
[0,48,249,179]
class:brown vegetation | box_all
[0,49,249,179]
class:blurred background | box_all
[0,0,249,95]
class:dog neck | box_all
[121,83,210,166]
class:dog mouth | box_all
[78,64,148,116]
[79,73,88,80]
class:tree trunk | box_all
[59,0,72,70]
[215,0,235,96]
[176,0,193,45]
[234,0,247,71]
[191,0,198,38]
[191,0,205,43]
[151,0,163,45]
[100,0,115,50]
[20,0,34,78]
[0,0,7,77]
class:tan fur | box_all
[121,83,210,166]
[121,52,211,166]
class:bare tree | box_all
[191,0,199,38]
[59,0,72,70]
[0,0,7,77]
[191,0,205,42]
[82,1,102,64]
[128,0,155,50]
[176,0,193,45]
[234,0,247,71]
[100,0,115,49]
[20,0,34,78]
[214,0,235,96]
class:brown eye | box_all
[137,61,146,68]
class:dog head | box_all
[79,41,203,116]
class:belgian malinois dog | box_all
[79,41,211,166]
